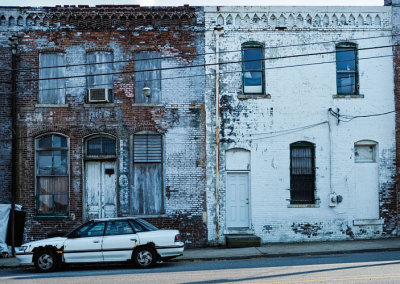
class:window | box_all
[105,220,134,236]
[290,141,315,204]
[86,136,116,157]
[132,133,163,215]
[134,51,161,103]
[86,51,113,102]
[39,52,66,104]
[336,43,358,95]
[69,221,105,238]
[354,141,377,163]
[36,134,69,215]
[242,42,264,94]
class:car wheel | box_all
[34,250,58,273]
[133,246,157,268]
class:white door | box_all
[355,163,379,219]
[85,161,117,220]
[63,221,105,263]
[227,172,250,228]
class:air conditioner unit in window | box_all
[88,88,110,103]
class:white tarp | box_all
[0,204,11,256]
[0,204,22,256]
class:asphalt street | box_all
[0,251,399,283]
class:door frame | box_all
[225,170,251,230]
[82,133,118,222]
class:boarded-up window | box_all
[354,141,377,163]
[36,134,69,215]
[39,53,66,104]
[134,51,161,103]
[87,51,113,89]
[132,134,163,215]
[290,141,315,204]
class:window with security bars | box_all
[132,134,163,215]
[336,43,358,95]
[36,134,69,215]
[290,141,315,204]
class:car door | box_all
[63,221,105,263]
[102,220,138,262]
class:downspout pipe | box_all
[214,25,223,242]
[10,36,18,256]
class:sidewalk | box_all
[1,237,399,268]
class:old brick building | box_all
[205,6,397,245]
[0,5,207,247]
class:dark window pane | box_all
[337,73,356,94]
[38,136,52,149]
[38,177,52,194]
[336,48,355,71]
[129,220,146,232]
[53,135,67,148]
[87,138,102,155]
[105,220,134,236]
[37,151,53,175]
[54,194,68,212]
[38,195,53,213]
[243,48,262,70]
[53,150,68,175]
[54,177,68,194]
[102,137,116,155]
[244,71,262,86]
[87,222,105,237]
[135,218,158,231]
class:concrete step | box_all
[225,235,261,248]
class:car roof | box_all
[92,217,139,222]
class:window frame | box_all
[132,132,164,215]
[84,134,117,160]
[336,42,358,95]
[289,141,316,205]
[354,140,378,163]
[35,133,70,216]
[38,52,66,104]
[242,42,264,95]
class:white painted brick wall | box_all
[205,6,396,244]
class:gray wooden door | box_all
[85,161,116,220]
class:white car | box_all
[16,217,184,272]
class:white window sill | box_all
[353,219,384,226]
[238,93,271,99]
[83,103,115,108]
[332,94,364,99]
[287,204,320,208]
[35,104,69,108]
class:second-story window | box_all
[336,43,358,95]
[87,51,113,103]
[39,52,66,104]
[242,43,264,94]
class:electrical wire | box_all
[251,121,328,140]
[1,44,395,85]
[0,34,396,72]
[329,108,395,123]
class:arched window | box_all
[35,134,69,215]
[242,42,264,94]
[336,42,358,95]
[86,135,116,157]
[290,141,315,204]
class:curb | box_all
[1,247,400,269]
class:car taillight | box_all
[174,234,181,242]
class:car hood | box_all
[24,237,67,250]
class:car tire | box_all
[34,249,58,273]
[133,246,157,268]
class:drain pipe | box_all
[214,25,223,242]
[10,36,18,256]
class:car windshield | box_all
[135,218,159,231]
